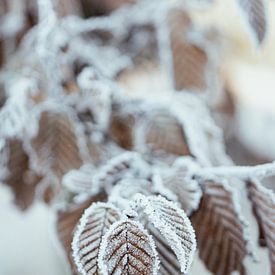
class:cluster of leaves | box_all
[0,0,274,275]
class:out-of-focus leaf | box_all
[236,0,267,45]
[192,180,252,275]
[248,180,275,274]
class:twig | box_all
[196,161,275,180]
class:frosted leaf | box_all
[161,159,202,215]
[147,223,181,274]
[109,178,154,209]
[3,139,42,210]
[56,192,107,271]
[136,109,190,156]
[62,164,96,194]
[93,152,148,190]
[248,180,275,274]
[0,90,31,138]
[109,108,136,150]
[236,0,267,45]
[191,180,253,275]
[72,202,122,275]
[136,194,196,273]
[31,110,84,178]
[98,218,159,275]
[167,10,209,91]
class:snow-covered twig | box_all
[196,161,275,180]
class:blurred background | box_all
[0,0,275,274]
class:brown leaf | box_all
[4,139,42,210]
[32,111,83,179]
[72,203,122,274]
[109,110,135,150]
[248,180,275,274]
[56,192,107,271]
[143,110,190,156]
[167,10,208,91]
[98,218,159,275]
[192,180,251,275]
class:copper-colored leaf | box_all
[72,203,122,274]
[248,180,275,274]
[4,139,42,210]
[192,180,251,275]
[237,0,267,45]
[109,110,135,150]
[142,110,190,156]
[32,111,83,179]
[168,10,208,91]
[56,192,107,271]
[98,218,159,275]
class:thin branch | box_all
[196,161,275,180]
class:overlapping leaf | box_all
[98,218,159,275]
[72,202,122,274]
[137,195,196,273]
[192,180,252,275]
[248,180,275,274]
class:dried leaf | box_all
[94,152,146,189]
[248,180,275,274]
[62,164,95,194]
[72,202,122,274]
[109,110,135,150]
[98,218,159,275]
[141,110,190,156]
[192,180,251,275]
[56,192,107,271]
[162,160,202,215]
[4,139,42,210]
[32,111,83,178]
[137,195,196,273]
[167,10,208,91]
[147,223,181,274]
[236,0,267,45]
